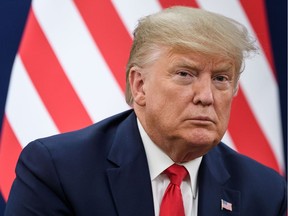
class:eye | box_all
[177,71,191,77]
[214,75,229,82]
[213,74,233,90]
[173,70,195,85]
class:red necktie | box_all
[160,164,188,216]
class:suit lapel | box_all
[106,112,155,216]
[198,144,241,216]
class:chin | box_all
[184,137,221,155]
[183,134,211,144]
[180,141,215,161]
[187,140,216,151]
[186,129,220,145]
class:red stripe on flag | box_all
[74,0,132,92]
[240,0,276,77]
[159,0,199,8]
[19,9,93,133]
[228,88,280,173]
[0,117,22,201]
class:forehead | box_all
[165,50,236,71]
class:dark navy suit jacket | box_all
[5,110,287,215]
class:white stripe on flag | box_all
[33,0,129,123]
[222,132,236,151]
[6,56,58,148]
[112,0,162,36]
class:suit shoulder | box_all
[216,143,285,183]
[22,109,134,158]
[213,143,287,215]
[33,110,133,146]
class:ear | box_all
[129,66,146,106]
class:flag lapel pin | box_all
[221,199,233,211]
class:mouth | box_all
[188,116,215,125]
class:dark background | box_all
[0,0,286,214]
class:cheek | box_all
[146,81,177,105]
[145,88,184,124]
[221,107,232,130]
[216,95,234,125]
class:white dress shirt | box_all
[137,119,202,216]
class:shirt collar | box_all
[137,119,203,198]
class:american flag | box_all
[221,199,233,211]
[0,0,285,211]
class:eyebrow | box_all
[168,53,235,73]
[169,58,202,71]
[212,63,234,73]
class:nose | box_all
[192,76,214,106]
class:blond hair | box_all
[125,6,257,105]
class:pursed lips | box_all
[188,116,215,124]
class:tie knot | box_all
[164,164,188,186]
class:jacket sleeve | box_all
[4,140,73,216]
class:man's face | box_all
[131,49,237,162]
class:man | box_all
[5,6,286,216]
